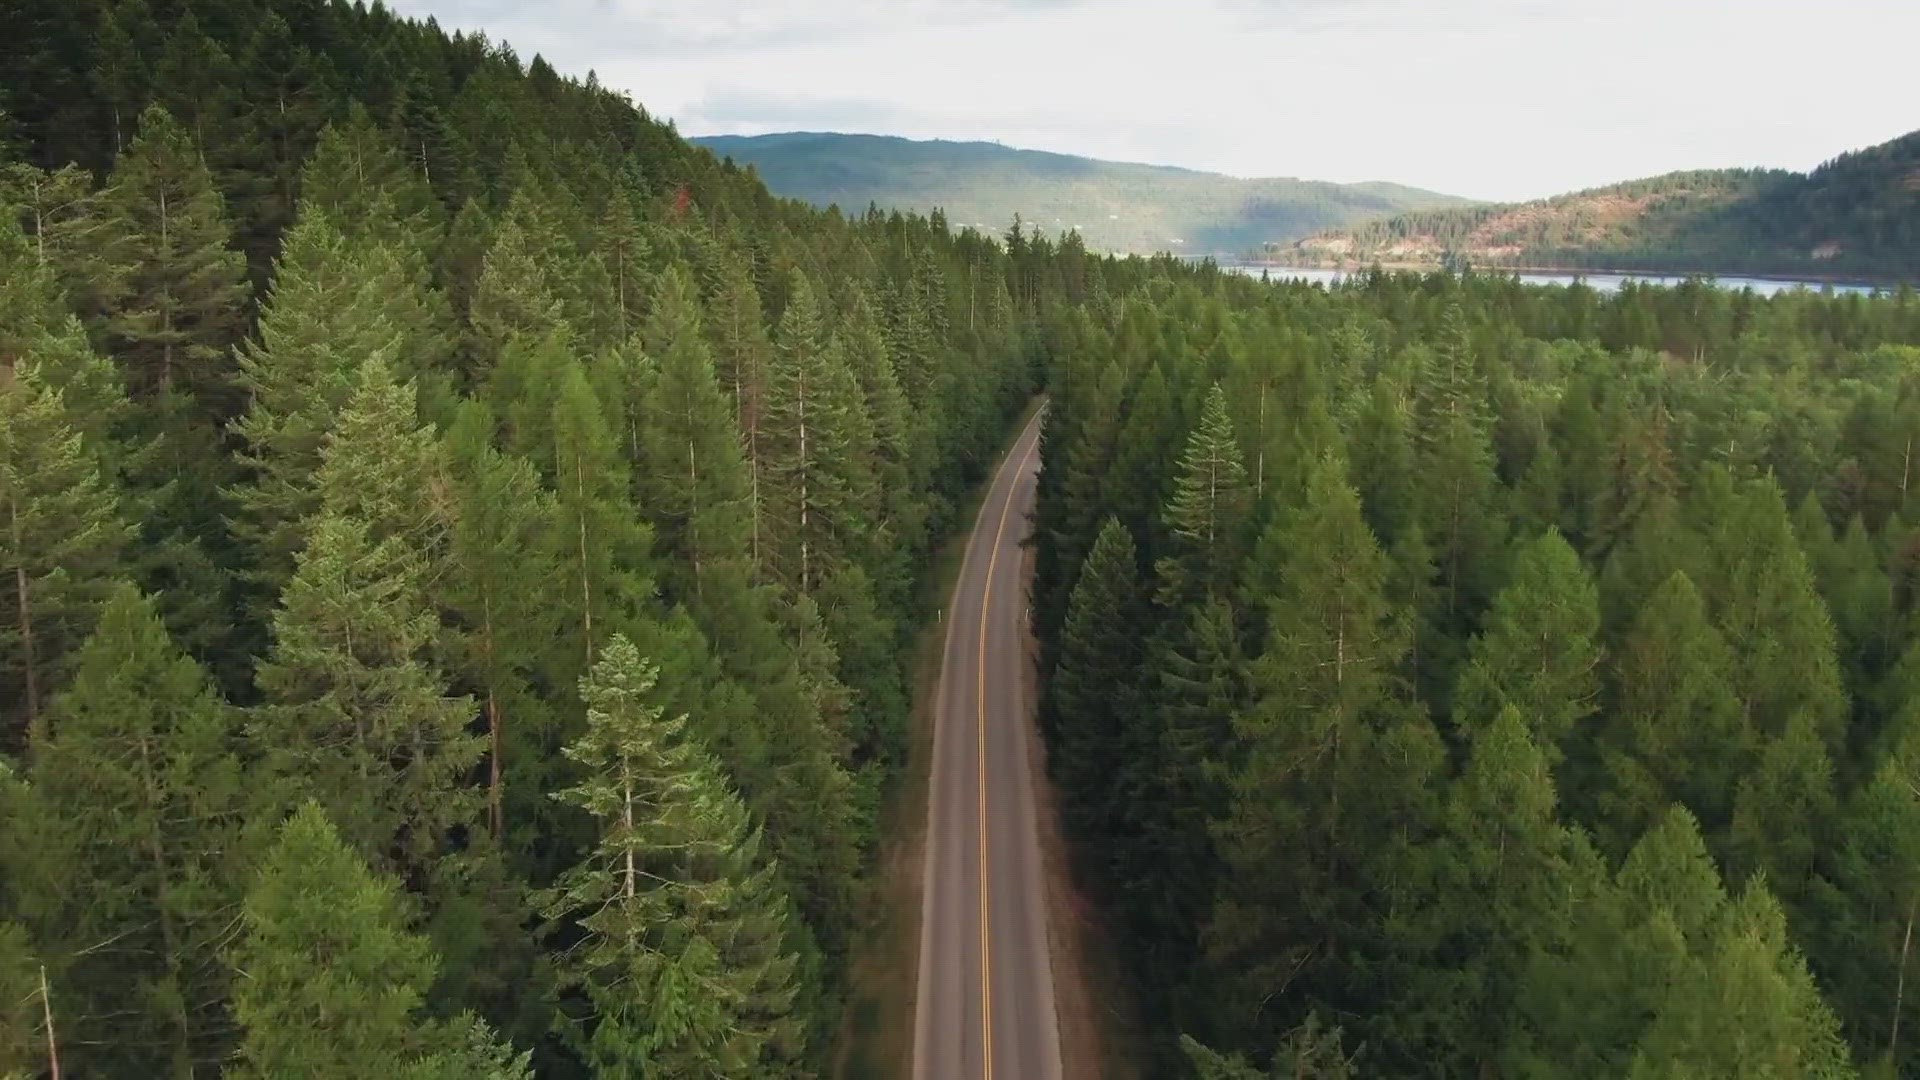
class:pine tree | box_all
[761,271,876,596]
[91,0,157,160]
[27,585,242,1076]
[1728,711,1837,895]
[1629,879,1856,1079]
[1159,383,1252,604]
[540,635,808,1076]
[1512,807,1725,1075]
[1182,1015,1356,1079]
[1823,730,1920,1071]
[593,187,650,344]
[633,266,756,608]
[0,921,42,1077]
[309,356,449,561]
[549,358,655,668]
[1699,471,1849,752]
[0,162,117,340]
[251,509,482,877]
[1147,596,1245,974]
[92,105,249,414]
[1107,361,1180,562]
[1049,518,1147,842]
[441,402,562,841]
[1452,529,1602,758]
[230,804,437,1079]
[469,192,567,366]
[227,211,450,598]
[0,368,130,751]
[1210,453,1444,1048]
[0,207,129,449]
[250,363,476,875]
[702,252,773,578]
[1594,571,1751,852]
[838,286,921,599]
[1402,705,1597,1072]
[297,107,444,254]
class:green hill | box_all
[693,131,1468,255]
[1286,130,1920,281]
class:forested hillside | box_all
[1286,129,1920,281]
[1034,270,1920,1076]
[0,1,1141,1074]
[693,132,1467,257]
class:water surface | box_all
[1221,264,1890,297]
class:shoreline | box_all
[1205,257,1909,291]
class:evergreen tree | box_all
[1146,596,1245,985]
[1629,880,1855,1079]
[1048,518,1147,844]
[0,208,128,448]
[0,921,42,1077]
[25,585,242,1076]
[297,108,444,254]
[761,271,876,596]
[92,105,249,414]
[1210,453,1444,1048]
[230,804,438,1079]
[468,192,567,366]
[1822,731,1920,1072]
[1594,571,1751,852]
[227,210,450,597]
[440,402,562,842]
[540,634,808,1076]
[633,266,756,608]
[548,358,655,668]
[1452,529,1602,758]
[1159,382,1253,604]
[1399,705,1598,1072]
[702,251,774,578]
[1182,1015,1357,1079]
[838,286,921,599]
[0,368,129,750]
[1700,472,1849,752]
[250,362,477,875]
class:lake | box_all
[1220,264,1893,297]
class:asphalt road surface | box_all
[913,409,1062,1080]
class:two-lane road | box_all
[914,409,1062,1080]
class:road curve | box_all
[913,409,1061,1080]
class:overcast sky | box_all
[383,0,1918,201]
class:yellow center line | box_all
[978,425,1040,1080]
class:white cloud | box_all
[385,0,1920,201]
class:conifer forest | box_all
[6,2,1920,1078]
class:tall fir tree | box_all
[91,105,250,415]
[24,585,243,1077]
[633,265,756,609]
[548,357,655,670]
[702,250,774,579]
[1210,452,1444,1050]
[231,803,482,1079]
[1593,571,1752,853]
[540,635,808,1076]
[250,361,477,876]
[440,401,563,842]
[761,270,876,597]
[1452,529,1603,758]
[227,209,450,601]
[1048,517,1147,845]
[0,367,130,751]
[1158,382,1253,605]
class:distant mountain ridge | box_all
[1285,130,1920,281]
[692,132,1468,256]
